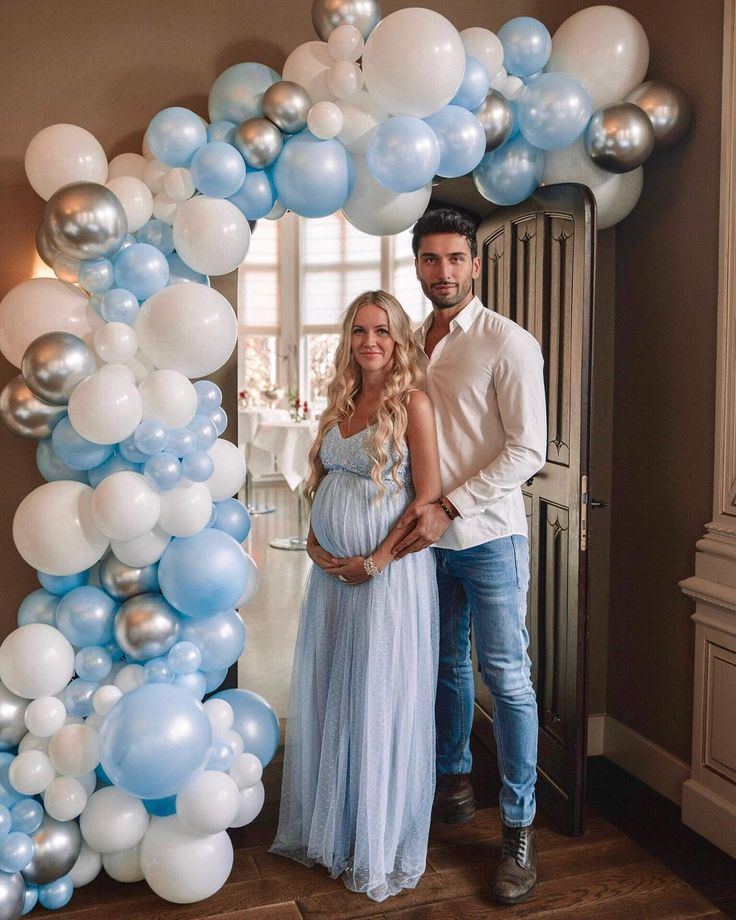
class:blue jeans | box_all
[434,535,537,827]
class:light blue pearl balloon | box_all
[100,287,139,324]
[55,586,117,647]
[167,641,202,675]
[133,419,169,455]
[180,608,246,671]
[158,531,248,618]
[36,439,89,484]
[118,435,149,464]
[0,833,33,873]
[212,499,251,543]
[0,806,11,838]
[37,570,88,596]
[207,736,234,771]
[203,668,228,693]
[11,800,43,835]
[193,380,222,413]
[23,883,38,916]
[424,105,486,179]
[74,646,112,682]
[78,259,114,293]
[104,640,124,662]
[228,169,276,220]
[38,874,73,910]
[187,415,218,451]
[497,16,552,78]
[87,449,143,488]
[181,450,214,483]
[209,407,228,437]
[0,756,23,808]
[18,589,57,627]
[144,657,175,684]
[518,72,592,151]
[98,683,213,799]
[190,141,246,198]
[366,116,440,193]
[207,120,238,145]
[166,252,209,286]
[113,243,170,301]
[212,688,279,767]
[450,56,491,111]
[51,418,114,471]
[167,427,197,458]
[147,107,208,167]
[273,131,354,218]
[208,63,281,124]
[136,219,174,255]
[58,678,98,718]
[473,134,544,206]
[172,670,207,700]
[143,452,182,491]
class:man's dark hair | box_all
[411,207,479,260]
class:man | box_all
[394,207,547,905]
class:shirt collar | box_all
[417,296,485,343]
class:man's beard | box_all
[421,277,473,310]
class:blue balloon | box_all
[366,116,440,193]
[207,736,234,771]
[37,570,88,596]
[212,499,251,543]
[114,243,170,301]
[424,105,486,179]
[167,426,197,457]
[193,380,222,413]
[136,219,174,255]
[36,439,88,484]
[51,418,113,471]
[180,608,246,671]
[10,800,43,835]
[498,16,552,78]
[133,419,169,455]
[203,668,228,693]
[0,756,23,808]
[473,134,543,206]
[58,678,98,718]
[228,169,276,220]
[100,287,139,324]
[0,806,11,838]
[144,657,174,684]
[118,435,149,464]
[38,874,73,910]
[187,415,217,451]
[0,832,33,873]
[207,120,238,145]
[143,452,182,490]
[55,586,117,647]
[190,141,246,198]
[147,107,208,167]
[517,72,591,150]
[181,450,214,482]
[18,589,57,627]
[158,531,248,618]
[78,259,114,293]
[75,646,112,681]
[143,794,177,816]
[209,407,227,436]
[450,56,491,110]
[98,683,212,798]
[167,641,201,675]
[166,252,209,286]
[23,883,38,916]
[87,449,143,488]
[212,688,279,767]
[208,63,281,124]
[172,670,207,699]
[273,131,354,218]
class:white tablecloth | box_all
[251,420,319,491]
[239,408,290,481]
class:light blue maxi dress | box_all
[270,424,439,901]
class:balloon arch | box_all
[0,1,691,914]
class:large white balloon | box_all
[135,283,237,378]
[176,771,240,835]
[111,525,171,568]
[548,6,650,110]
[69,842,103,888]
[0,278,103,369]
[107,153,146,181]
[460,27,504,82]
[13,481,109,576]
[80,787,150,855]
[205,439,246,501]
[139,370,198,429]
[362,9,465,117]
[106,176,154,233]
[102,844,145,883]
[25,124,108,201]
[68,365,143,444]
[172,198,251,276]
[0,623,75,699]
[229,780,265,828]
[140,815,233,903]
[282,41,335,104]
[594,167,644,230]
[337,90,388,154]
[157,482,213,537]
[48,723,100,776]
[92,471,161,542]
[343,155,432,235]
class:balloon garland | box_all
[0,1,692,914]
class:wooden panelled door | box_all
[472,184,596,836]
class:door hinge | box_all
[581,474,588,551]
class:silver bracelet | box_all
[363,554,382,577]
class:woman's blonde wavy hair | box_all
[304,290,421,505]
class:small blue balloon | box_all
[172,670,207,699]
[36,439,88,484]
[180,608,246,671]
[37,569,88,596]
[190,141,246,198]
[75,646,113,682]
[166,252,210,286]
[51,418,114,471]
[79,259,114,293]
[167,426,197,457]
[212,688,279,767]
[209,407,228,436]
[100,287,139,324]
[228,169,276,220]
[424,105,486,179]
[159,532,248,618]
[144,657,175,684]
[56,586,117,647]
[133,419,169,455]
[212,499,251,543]
[366,116,440,193]
[517,72,591,150]
[147,107,208,167]
[203,668,228,693]
[118,435,149,464]
[143,794,177,816]
[0,756,23,808]
[207,120,238,145]
[498,16,552,78]
[167,640,202,675]
[208,63,281,124]
[0,806,11,838]
[18,589,58,627]
[272,131,354,218]
[181,450,214,482]
[451,56,491,110]
[187,415,218,451]
[23,883,38,915]
[0,832,33,873]
[114,243,170,301]
[58,678,98,718]
[38,874,74,910]
[143,452,182,490]
[193,380,222,413]
[207,736,234,771]
[11,799,43,836]
[103,640,124,662]
[136,219,174,255]
[87,448,143,487]
[473,134,543,206]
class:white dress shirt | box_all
[416,297,547,551]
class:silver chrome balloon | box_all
[312,0,381,41]
[100,553,159,601]
[21,332,97,407]
[0,375,67,440]
[473,91,514,153]
[42,181,128,262]
[625,80,693,150]
[22,815,82,885]
[0,870,24,920]
[234,118,284,169]
[263,81,312,135]
[584,102,655,173]
[114,592,181,661]
[0,681,28,752]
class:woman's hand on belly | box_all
[324,555,371,587]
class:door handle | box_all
[589,498,608,509]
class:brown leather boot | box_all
[491,823,537,904]
[433,773,475,824]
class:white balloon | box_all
[220,727,244,758]
[111,525,171,567]
[460,27,504,83]
[0,278,102,369]
[164,167,196,203]
[19,732,50,754]
[25,697,67,738]
[282,41,335,104]
[157,482,213,538]
[135,283,237,378]
[0,623,74,700]
[203,699,234,734]
[502,75,525,101]
[229,780,265,827]
[13,481,109,576]
[107,153,146,181]
[126,349,156,384]
[94,322,139,364]
[236,550,260,607]
[142,158,169,194]
[25,123,108,201]
[176,771,239,835]
[8,749,56,795]
[337,90,388,154]
[103,844,144,882]
[140,815,233,903]
[327,23,364,61]
[205,439,246,501]
[69,842,103,888]
[153,191,179,225]
[307,101,344,139]
[362,9,465,117]
[77,769,98,796]
[80,786,150,854]
[48,723,100,777]
[228,752,263,790]
[106,177,154,233]
[343,155,432,236]
[139,369,197,429]
[548,6,650,110]
[44,775,88,821]
[595,167,644,230]
[542,135,615,188]
[93,684,122,716]
[490,66,507,91]
[113,664,146,694]
[68,366,143,445]
[172,198,251,276]
[326,61,363,99]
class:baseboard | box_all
[587,714,690,806]
[682,778,736,860]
